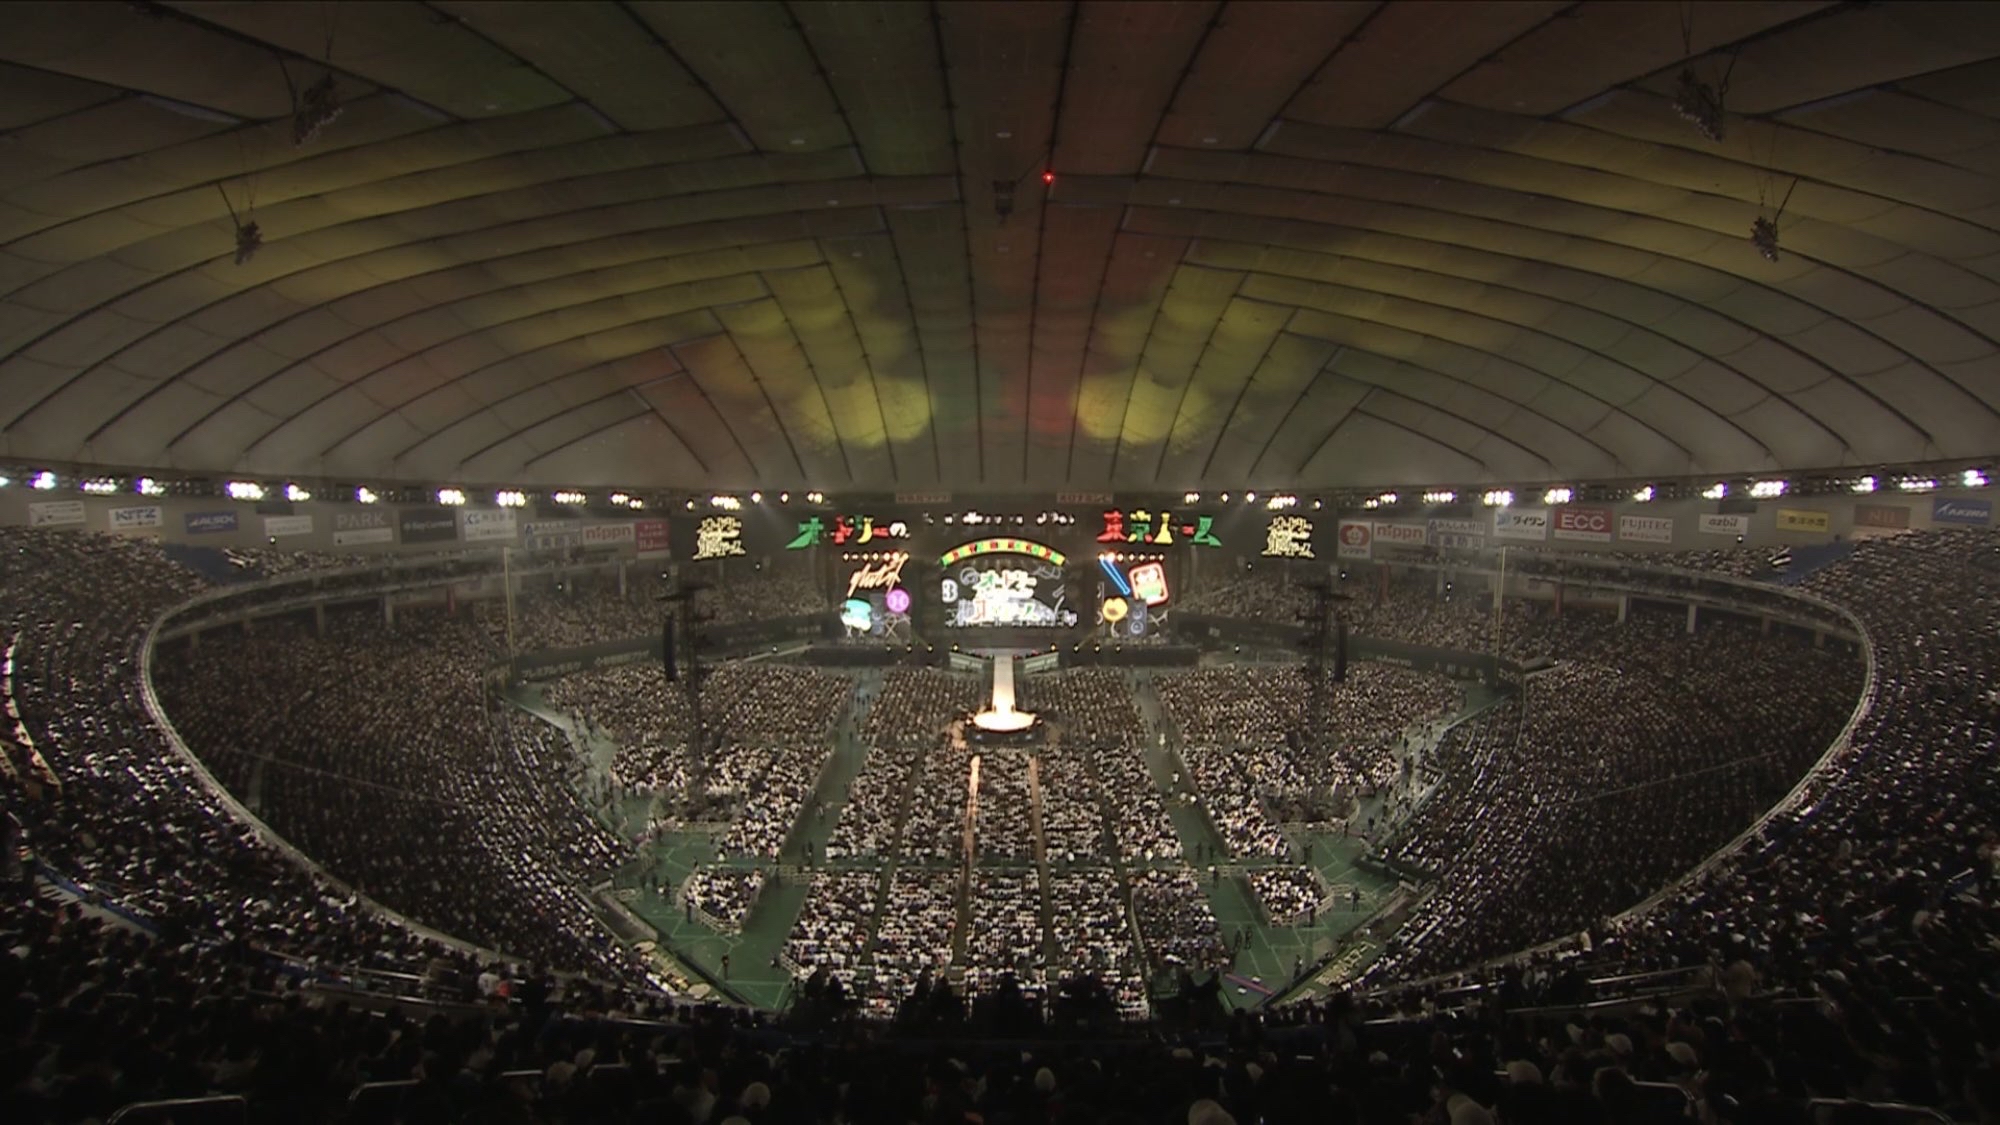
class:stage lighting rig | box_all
[1672,68,1726,142]
[290,72,342,147]
[1750,216,1780,263]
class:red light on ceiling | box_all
[1041,171,1054,185]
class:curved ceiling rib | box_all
[0,0,1995,492]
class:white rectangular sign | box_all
[108,505,162,530]
[1335,520,1372,559]
[264,515,314,538]
[1372,522,1426,548]
[1492,508,1550,541]
[1698,513,1749,537]
[459,509,519,542]
[1618,515,1674,544]
[29,501,85,527]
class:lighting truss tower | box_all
[1295,576,1350,779]
[657,576,714,819]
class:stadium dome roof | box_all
[1,1,1997,493]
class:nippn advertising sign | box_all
[1551,507,1613,542]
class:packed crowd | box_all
[1372,607,1863,978]
[680,867,766,933]
[1130,868,1232,971]
[856,668,984,746]
[1250,868,1325,927]
[153,609,641,979]
[0,529,669,1028]
[542,662,847,824]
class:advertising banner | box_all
[1335,521,1371,560]
[1617,514,1674,544]
[1551,506,1613,543]
[1372,522,1427,549]
[398,508,458,544]
[1932,497,1992,526]
[1853,503,1910,530]
[184,510,238,535]
[28,501,85,527]
[459,509,518,543]
[1427,517,1484,550]
[108,505,163,531]
[1698,513,1748,537]
[1775,508,1830,533]
[635,519,670,555]
[581,523,635,547]
[1260,515,1316,559]
[332,510,394,546]
[1493,508,1550,541]
[264,515,314,538]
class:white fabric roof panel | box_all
[0,0,1993,490]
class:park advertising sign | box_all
[332,510,394,546]
[108,505,163,531]
[1261,515,1316,559]
[1698,513,1748,537]
[1551,507,1613,543]
[1335,521,1371,560]
[29,500,84,527]
[1493,508,1550,541]
[1775,508,1830,533]
[1932,497,1992,526]
[1617,514,1674,544]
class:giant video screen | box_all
[940,553,1076,628]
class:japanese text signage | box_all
[1492,508,1550,541]
[690,515,747,560]
[1261,515,1315,559]
[786,514,911,549]
[1097,508,1222,547]
[1774,508,1830,533]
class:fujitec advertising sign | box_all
[1551,506,1613,543]
[1617,515,1674,544]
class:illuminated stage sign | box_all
[939,538,1066,567]
[1261,515,1316,559]
[786,514,911,549]
[845,551,909,598]
[690,515,747,559]
[1095,554,1170,638]
[1097,509,1222,547]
